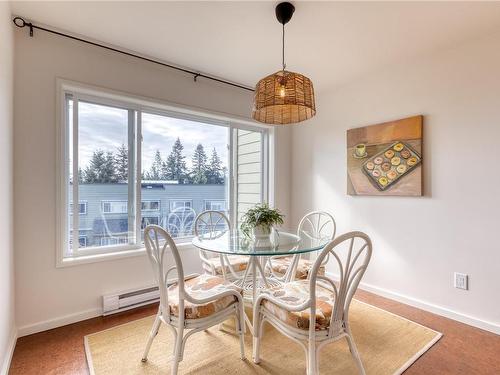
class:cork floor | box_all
[8,289,500,375]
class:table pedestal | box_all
[229,255,299,333]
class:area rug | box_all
[85,300,441,375]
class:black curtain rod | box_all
[12,16,254,93]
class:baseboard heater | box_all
[102,274,198,316]
[103,286,160,316]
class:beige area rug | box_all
[85,300,441,375]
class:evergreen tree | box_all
[114,144,128,181]
[78,167,84,184]
[103,152,116,182]
[164,138,187,183]
[206,148,224,184]
[145,150,163,180]
[83,149,116,183]
[190,143,208,184]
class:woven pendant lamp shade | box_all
[252,70,316,125]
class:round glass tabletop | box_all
[191,229,330,256]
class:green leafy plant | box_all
[240,203,284,237]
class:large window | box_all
[59,83,270,261]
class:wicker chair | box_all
[142,225,246,375]
[253,231,372,375]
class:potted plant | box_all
[240,203,284,245]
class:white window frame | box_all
[141,200,160,212]
[169,199,193,212]
[101,200,128,214]
[56,79,274,267]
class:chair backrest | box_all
[309,231,372,335]
[164,206,196,238]
[297,211,336,243]
[194,210,231,239]
[297,211,336,265]
[144,225,185,321]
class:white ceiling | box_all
[10,1,500,92]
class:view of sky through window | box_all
[141,112,228,174]
[69,101,229,174]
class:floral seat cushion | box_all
[203,254,249,275]
[261,280,335,331]
[167,274,242,320]
[270,256,325,280]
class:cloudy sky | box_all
[72,101,229,173]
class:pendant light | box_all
[252,2,316,125]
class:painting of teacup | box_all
[354,143,367,158]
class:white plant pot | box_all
[252,225,272,247]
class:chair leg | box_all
[307,341,317,375]
[252,313,265,364]
[142,313,161,362]
[345,331,366,375]
[237,308,246,360]
[315,345,321,374]
[171,327,184,375]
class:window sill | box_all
[56,241,197,268]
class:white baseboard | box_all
[1,328,17,375]
[17,307,102,337]
[325,272,500,335]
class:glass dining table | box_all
[192,229,330,331]
[192,229,330,303]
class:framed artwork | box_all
[347,115,423,196]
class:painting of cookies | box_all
[347,116,423,196]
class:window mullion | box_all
[135,111,142,244]
[231,126,238,230]
[228,124,234,230]
[260,130,265,204]
[72,96,79,253]
[127,109,136,245]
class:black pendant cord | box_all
[12,17,254,92]
[282,23,286,72]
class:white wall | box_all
[13,27,291,335]
[0,2,16,373]
[291,31,500,333]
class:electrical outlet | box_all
[454,272,468,290]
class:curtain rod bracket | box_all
[194,73,200,82]
[13,17,33,36]
[13,16,32,36]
